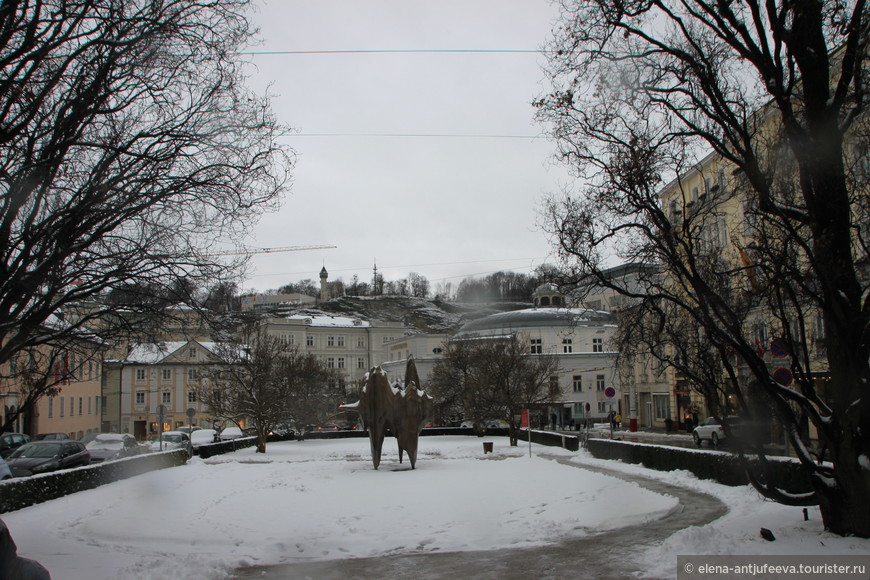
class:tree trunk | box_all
[816,433,870,537]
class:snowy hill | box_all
[293,295,534,334]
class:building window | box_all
[78,397,83,416]
[188,369,197,381]
[337,357,345,369]
[162,391,171,405]
[327,336,335,347]
[327,357,335,369]
[136,368,146,381]
[653,393,670,420]
[188,348,197,359]
[337,336,345,347]
[592,338,603,353]
[596,375,605,391]
[598,401,607,413]
[135,391,145,406]
[188,390,196,404]
[358,357,365,369]
[162,369,172,381]
[530,338,542,354]
[59,397,64,417]
[357,336,365,348]
[69,396,74,416]
[562,338,573,353]
[306,335,314,347]
[572,375,582,393]
[549,375,559,393]
[88,397,92,415]
[48,396,53,419]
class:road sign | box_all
[604,386,616,399]
[773,368,793,386]
[585,402,591,413]
[770,339,789,358]
[186,407,196,419]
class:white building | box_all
[260,314,410,393]
[380,333,450,387]
[452,286,620,427]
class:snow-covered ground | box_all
[2,436,866,580]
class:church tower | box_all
[319,266,329,302]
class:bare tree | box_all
[430,334,559,444]
[536,0,869,536]
[0,1,292,427]
[199,325,332,453]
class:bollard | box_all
[483,441,493,454]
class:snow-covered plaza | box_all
[3,436,867,579]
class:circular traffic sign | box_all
[186,407,196,418]
[773,368,793,386]
[584,402,591,412]
[604,386,616,399]
[770,339,789,358]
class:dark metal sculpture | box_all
[356,357,434,470]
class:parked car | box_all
[6,440,90,477]
[0,456,12,480]
[149,431,192,455]
[190,429,219,450]
[34,433,70,441]
[219,426,244,441]
[693,416,742,447]
[78,433,100,446]
[0,433,31,459]
[176,426,202,435]
[86,433,141,463]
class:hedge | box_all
[516,429,581,451]
[195,436,259,459]
[0,450,189,514]
[586,438,813,492]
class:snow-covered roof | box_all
[122,341,222,364]
[455,308,615,338]
[124,342,186,364]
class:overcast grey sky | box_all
[238,0,574,294]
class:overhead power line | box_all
[246,49,545,55]
[286,133,545,139]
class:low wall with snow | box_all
[0,450,189,514]
[586,438,812,492]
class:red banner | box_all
[520,409,529,428]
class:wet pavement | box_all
[230,455,727,580]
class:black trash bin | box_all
[664,418,674,432]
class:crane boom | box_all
[208,244,337,257]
